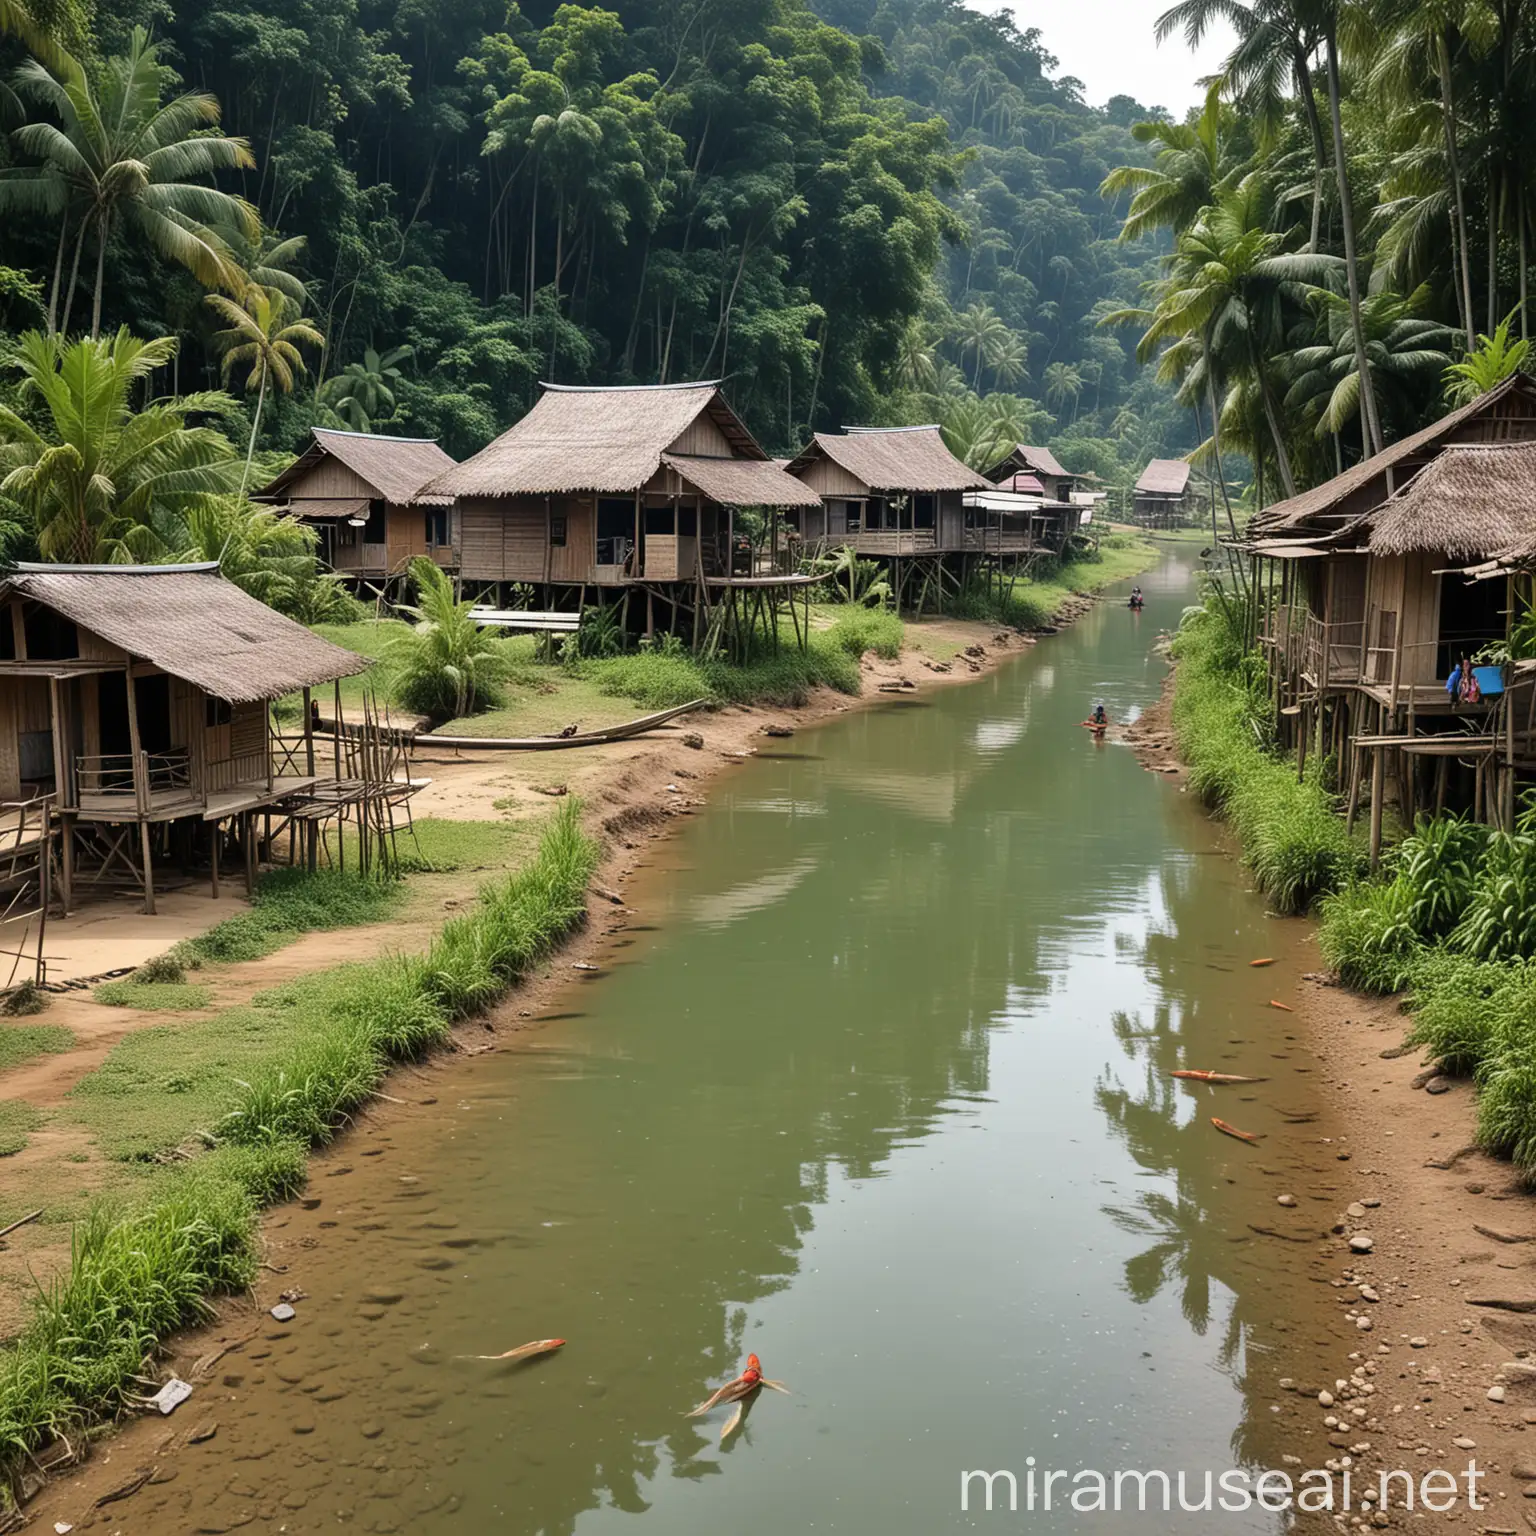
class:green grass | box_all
[175,866,401,967]
[0,1024,74,1074]
[93,981,214,1012]
[0,1101,41,1156]
[1171,596,1360,913]
[949,535,1159,630]
[0,806,598,1482]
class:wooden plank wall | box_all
[288,459,375,499]
[939,491,964,549]
[386,504,429,572]
[797,457,868,496]
[668,414,733,458]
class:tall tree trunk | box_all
[1489,185,1500,335]
[46,217,69,337]
[90,224,107,341]
[1324,32,1383,456]
[1295,50,1328,252]
[1522,184,1530,342]
[1256,361,1298,500]
[59,216,89,339]
[241,372,268,497]
[1437,36,1476,349]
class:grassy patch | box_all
[1171,595,1359,913]
[175,867,401,967]
[93,981,214,1012]
[0,1100,41,1156]
[951,536,1159,629]
[0,1023,73,1074]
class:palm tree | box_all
[0,329,236,562]
[320,345,414,432]
[387,558,511,721]
[988,334,1029,389]
[1286,283,1458,438]
[1043,361,1083,422]
[206,286,323,493]
[1443,309,1533,404]
[894,321,940,392]
[953,302,1009,389]
[0,31,256,339]
[1099,84,1238,241]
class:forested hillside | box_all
[0,0,1186,492]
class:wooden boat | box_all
[424,700,708,751]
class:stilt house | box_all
[0,563,368,913]
[1133,459,1193,526]
[1247,376,1536,855]
[415,381,820,651]
[982,443,1091,551]
[256,428,457,583]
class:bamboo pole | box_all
[1369,745,1385,870]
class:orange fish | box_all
[1211,1117,1259,1144]
[1171,1070,1267,1084]
[1267,999,1294,1012]
[687,1352,791,1426]
[1249,958,1274,967]
[458,1338,565,1362]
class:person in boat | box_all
[1128,586,1144,609]
[1089,702,1108,729]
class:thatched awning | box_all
[283,498,370,521]
[258,429,456,506]
[1135,459,1191,495]
[660,454,820,508]
[784,427,989,493]
[0,564,370,702]
[420,381,767,499]
[1365,441,1536,560]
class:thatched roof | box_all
[1252,375,1536,535]
[785,426,989,492]
[994,472,1045,495]
[0,564,369,702]
[1136,459,1191,496]
[420,382,766,499]
[258,428,456,507]
[660,454,820,508]
[989,443,1067,480]
[1365,441,1536,559]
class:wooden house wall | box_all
[1363,552,1441,684]
[459,496,601,584]
[666,414,734,458]
[827,500,849,536]
[289,458,376,499]
[797,457,869,497]
[385,505,429,572]
[939,492,964,549]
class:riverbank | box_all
[1129,616,1536,1528]
[0,538,1161,1515]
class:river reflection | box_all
[92,550,1348,1536]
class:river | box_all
[108,549,1353,1534]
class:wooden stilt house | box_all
[981,443,1095,552]
[0,563,368,913]
[783,426,993,609]
[1133,460,1194,527]
[416,381,822,652]
[1247,376,1536,856]
[255,428,457,585]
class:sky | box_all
[965,0,1237,117]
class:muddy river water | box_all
[87,551,1360,1534]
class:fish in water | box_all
[687,1352,791,1441]
[457,1338,565,1362]
[1249,957,1275,967]
[1171,1070,1267,1084]
[1211,1117,1260,1144]
[1267,999,1294,1012]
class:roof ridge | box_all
[538,380,720,393]
[313,427,441,445]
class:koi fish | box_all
[687,1353,791,1418]
[1211,1117,1259,1144]
[1171,1070,1267,1084]
[1267,999,1294,1012]
[1249,958,1275,968]
[457,1338,565,1362]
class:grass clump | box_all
[0,1022,73,1073]
[1171,595,1359,912]
[176,866,400,967]
[94,981,214,1011]
[0,1100,41,1155]
[0,980,49,1016]
[133,953,187,985]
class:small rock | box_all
[1425,1076,1453,1095]
[763,725,793,738]
[54,1524,73,1534]
[1491,1385,1509,1403]
[1359,1285,1380,1303]
[1409,1337,1429,1348]
[1347,1202,1367,1219]
[1512,1460,1536,1480]
[1319,1390,1335,1407]
[1454,1436,1477,1449]
[1356,1316,1374,1331]
[187,1421,217,1444]
[1410,1065,1444,1089]
[1350,1234,1375,1253]
[149,1377,193,1415]
[1277,1194,1298,1207]
[269,1303,296,1323]
[681,732,703,750]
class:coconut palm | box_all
[1443,310,1533,404]
[953,302,1009,389]
[387,557,511,720]
[320,345,414,432]
[894,321,940,392]
[988,334,1029,389]
[1286,283,1458,437]
[206,286,323,493]
[0,329,237,562]
[1043,361,1083,422]
[0,31,257,339]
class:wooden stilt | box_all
[1369,746,1385,870]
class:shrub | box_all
[1449,828,1536,961]
[825,607,903,659]
[1318,880,1424,996]
[387,557,511,720]
[133,953,186,985]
